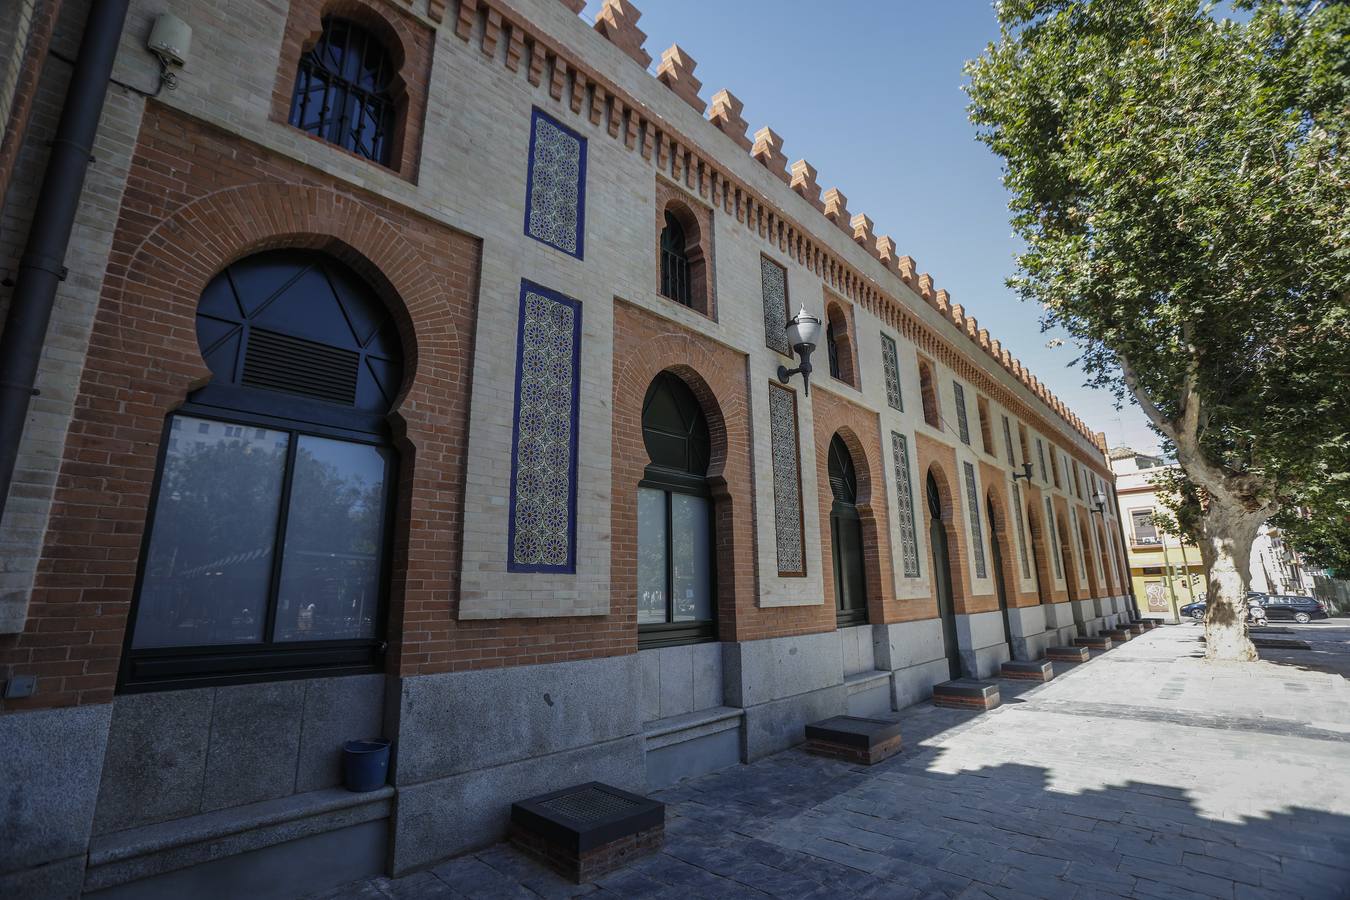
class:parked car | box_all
[1260,595,1329,624]
[1182,600,1207,620]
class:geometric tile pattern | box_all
[953,381,970,445]
[1071,506,1088,579]
[524,108,586,259]
[963,461,986,579]
[1002,415,1016,467]
[1037,438,1049,484]
[1046,496,1063,578]
[761,257,791,356]
[881,333,902,412]
[768,383,805,576]
[508,281,582,572]
[1012,482,1031,579]
[891,431,919,577]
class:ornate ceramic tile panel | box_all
[963,461,986,579]
[524,108,586,258]
[1047,496,1063,578]
[953,382,970,445]
[508,280,582,572]
[1002,415,1016,466]
[881,333,903,412]
[1037,438,1049,483]
[761,257,790,355]
[891,432,920,577]
[1012,482,1031,579]
[768,383,805,575]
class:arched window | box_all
[828,435,868,627]
[824,303,857,387]
[124,250,404,689]
[637,372,715,648]
[918,358,940,429]
[289,17,396,166]
[659,210,692,307]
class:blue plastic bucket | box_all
[342,739,391,792]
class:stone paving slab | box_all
[309,622,1350,900]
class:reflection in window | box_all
[637,372,716,647]
[275,437,389,642]
[134,417,288,648]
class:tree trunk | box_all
[1196,501,1262,662]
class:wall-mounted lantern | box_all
[1011,462,1034,484]
[777,305,822,396]
[1091,489,1108,516]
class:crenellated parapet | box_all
[823,188,850,233]
[528,0,1107,453]
[593,0,651,69]
[657,44,704,113]
[790,159,823,210]
[709,90,751,150]
[751,127,790,183]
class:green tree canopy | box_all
[966,0,1350,659]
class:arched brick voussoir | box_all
[109,182,468,433]
[612,328,748,480]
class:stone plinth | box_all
[510,783,663,883]
[804,715,902,765]
[1046,646,1090,662]
[932,679,1000,711]
[1074,636,1113,650]
[1000,660,1054,682]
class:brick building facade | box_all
[0,1,1134,896]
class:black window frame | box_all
[659,211,693,308]
[119,251,403,692]
[637,373,717,650]
[288,16,398,167]
[828,435,869,628]
[120,405,398,693]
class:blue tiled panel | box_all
[524,108,586,258]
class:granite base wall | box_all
[956,610,1012,678]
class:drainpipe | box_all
[0,0,129,523]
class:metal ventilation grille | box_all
[538,788,641,823]
[241,328,359,405]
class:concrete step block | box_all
[1046,645,1090,662]
[1073,636,1113,650]
[804,715,902,765]
[932,678,1000,711]
[1103,629,1131,642]
[510,782,664,883]
[1000,659,1054,682]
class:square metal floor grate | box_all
[538,786,643,823]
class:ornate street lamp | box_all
[1090,489,1108,516]
[777,305,823,396]
[1011,462,1034,483]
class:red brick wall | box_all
[1052,495,1087,603]
[269,0,434,182]
[810,388,899,625]
[1023,483,1069,605]
[654,176,717,319]
[612,298,834,644]
[914,433,993,616]
[978,460,1038,609]
[0,103,488,711]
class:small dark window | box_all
[659,211,692,307]
[826,321,842,379]
[289,17,396,166]
[919,359,940,429]
[828,435,868,628]
[637,372,715,648]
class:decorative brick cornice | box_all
[656,44,704,113]
[594,0,650,69]
[444,0,1112,472]
[751,126,789,183]
[850,213,875,250]
[558,0,585,11]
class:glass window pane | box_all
[637,485,669,626]
[637,488,667,624]
[133,416,287,648]
[671,493,712,623]
[274,436,389,642]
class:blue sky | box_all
[579,0,1162,454]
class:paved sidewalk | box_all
[314,622,1350,899]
